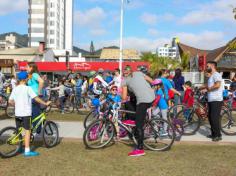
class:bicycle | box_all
[83,102,176,151]
[0,108,59,158]
[174,90,235,135]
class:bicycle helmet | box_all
[88,71,96,77]
[152,79,162,86]
[98,68,104,74]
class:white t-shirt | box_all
[113,75,121,87]
[9,85,37,117]
[207,72,223,102]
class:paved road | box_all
[0,119,236,143]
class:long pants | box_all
[135,102,152,150]
[32,99,42,133]
[208,101,223,137]
[59,96,65,111]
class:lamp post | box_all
[119,0,124,76]
[234,8,236,20]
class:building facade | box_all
[156,38,180,59]
[28,0,73,52]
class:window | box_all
[50,30,54,35]
[31,28,44,33]
[31,37,44,42]
[50,21,54,26]
[31,18,44,24]
[31,9,44,14]
[50,12,55,17]
[32,0,44,4]
[50,39,54,44]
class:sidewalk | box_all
[0,119,236,143]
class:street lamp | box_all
[233,8,236,20]
[119,0,124,75]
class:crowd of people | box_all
[2,61,236,157]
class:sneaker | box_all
[122,120,136,127]
[24,151,39,157]
[212,136,222,142]
[128,149,145,156]
[160,130,168,137]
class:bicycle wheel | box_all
[5,104,15,118]
[168,104,186,121]
[220,110,236,135]
[83,119,115,149]
[42,121,59,148]
[176,109,201,135]
[64,97,74,114]
[0,126,22,158]
[83,109,99,129]
[143,118,175,151]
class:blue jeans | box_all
[183,108,191,120]
[59,96,65,111]
[32,99,42,133]
[76,88,82,102]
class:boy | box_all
[182,81,194,121]
[9,71,51,157]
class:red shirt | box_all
[183,88,194,107]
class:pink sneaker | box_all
[128,149,145,156]
[122,120,136,126]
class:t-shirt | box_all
[173,76,184,91]
[207,72,223,102]
[11,79,17,89]
[105,76,113,84]
[9,85,37,117]
[27,73,40,95]
[160,77,173,100]
[156,89,168,110]
[122,72,155,104]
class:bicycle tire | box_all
[83,119,115,149]
[143,118,175,151]
[176,109,201,135]
[83,109,99,129]
[220,110,236,136]
[42,121,59,148]
[0,126,22,158]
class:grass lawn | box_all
[1,141,236,176]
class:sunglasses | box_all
[111,89,118,91]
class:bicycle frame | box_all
[8,112,47,144]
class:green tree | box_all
[141,52,180,75]
[180,52,190,71]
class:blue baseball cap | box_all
[17,71,28,81]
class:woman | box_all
[173,68,185,105]
[27,62,44,133]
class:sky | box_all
[0,0,235,52]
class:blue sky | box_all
[0,0,235,51]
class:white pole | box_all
[119,0,124,79]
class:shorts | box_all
[15,116,31,130]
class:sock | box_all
[25,148,30,153]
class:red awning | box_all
[18,61,150,72]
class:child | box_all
[107,85,121,139]
[50,79,66,114]
[152,79,168,135]
[8,71,50,157]
[182,81,194,121]
[223,86,229,100]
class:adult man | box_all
[93,68,109,95]
[202,61,223,142]
[122,65,155,156]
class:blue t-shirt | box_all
[76,79,83,89]
[156,89,168,110]
[160,77,173,100]
[27,73,40,95]
[223,89,228,98]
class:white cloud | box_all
[180,0,236,25]
[74,7,108,37]
[74,7,107,27]
[78,31,228,52]
[176,31,226,50]
[0,0,27,16]
[140,13,175,26]
[90,28,107,36]
[140,13,158,26]
[147,28,159,36]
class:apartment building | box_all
[28,0,73,52]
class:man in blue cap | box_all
[8,71,51,157]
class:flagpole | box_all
[119,0,124,82]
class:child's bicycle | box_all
[83,102,176,151]
[0,108,59,158]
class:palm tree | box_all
[180,52,190,71]
[141,52,181,75]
